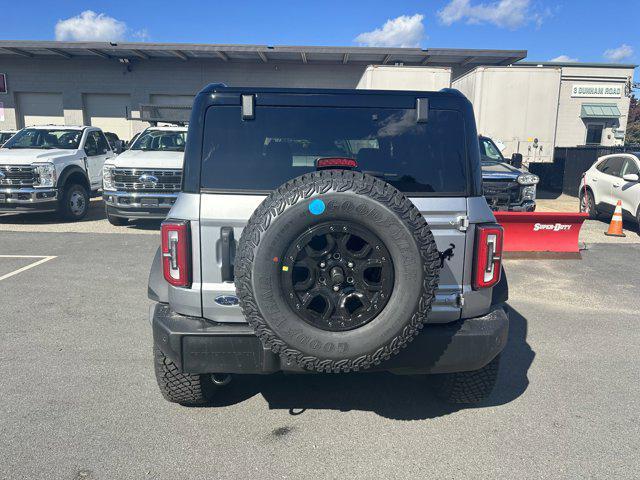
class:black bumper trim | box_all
[151,303,509,375]
[106,204,170,220]
[0,200,59,213]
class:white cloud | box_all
[438,0,547,30]
[132,28,150,42]
[603,44,634,62]
[55,11,127,41]
[549,55,579,62]
[354,14,425,48]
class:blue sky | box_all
[3,1,638,74]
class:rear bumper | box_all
[0,187,58,213]
[151,303,509,375]
[104,191,176,219]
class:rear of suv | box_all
[148,85,509,406]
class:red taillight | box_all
[473,224,503,290]
[315,157,358,169]
[161,220,191,287]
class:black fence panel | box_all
[555,145,640,197]
[530,159,565,192]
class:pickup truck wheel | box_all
[59,183,89,221]
[235,170,440,373]
[153,344,216,406]
[579,189,598,220]
[106,209,129,226]
[430,354,501,404]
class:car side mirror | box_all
[511,153,523,169]
[623,173,639,182]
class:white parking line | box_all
[0,255,57,281]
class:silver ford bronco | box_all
[148,85,509,406]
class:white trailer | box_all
[453,66,562,163]
[356,65,452,91]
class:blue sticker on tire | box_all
[309,199,326,215]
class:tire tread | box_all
[153,344,214,405]
[234,170,440,373]
[431,354,501,404]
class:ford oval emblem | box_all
[138,174,158,184]
[215,295,239,306]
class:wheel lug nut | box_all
[347,261,354,268]
[319,262,326,268]
[333,285,340,292]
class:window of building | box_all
[585,124,604,145]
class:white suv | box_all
[580,153,640,226]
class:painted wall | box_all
[0,57,368,139]
[555,66,633,147]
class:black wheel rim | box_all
[281,221,394,332]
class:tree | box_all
[626,94,640,145]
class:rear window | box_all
[201,106,468,195]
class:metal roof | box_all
[580,103,622,118]
[518,61,637,69]
[0,40,526,67]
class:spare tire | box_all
[235,170,440,372]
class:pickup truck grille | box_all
[0,165,36,187]
[112,168,182,193]
[483,180,521,209]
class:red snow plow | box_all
[493,212,589,257]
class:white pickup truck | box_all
[102,126,187,225]
[0,130,17,146]
[0,125,115,220]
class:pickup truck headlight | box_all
[103,165,116,190]
[32,163,57,188]
[516,173,539,186]
[522,185,537,201]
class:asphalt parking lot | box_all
[1,202,639,479]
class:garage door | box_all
[83,93,132,140]
[17,92,64,128]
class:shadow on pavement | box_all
[537,190,563,200]
[204,305,534,420]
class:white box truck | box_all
[453,66,562,163]
[356,65,452,91]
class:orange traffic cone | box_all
[605,200,626,237]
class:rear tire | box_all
[59,183,89,221]
[153,344,217,406]
[106,209,129,226]
[579,189,598,220]
[430,354,501,404]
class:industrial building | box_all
[0,40,636,165]
[453,62,636,163]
